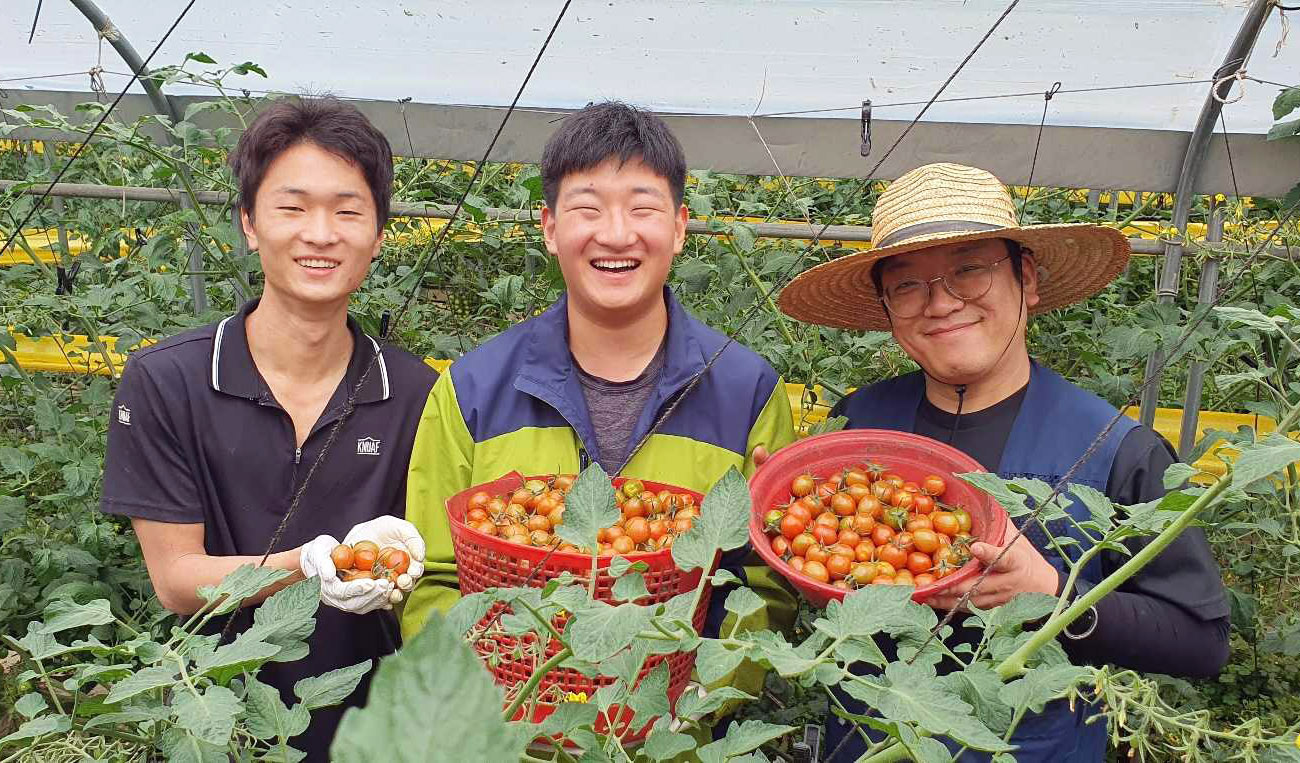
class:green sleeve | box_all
[401,371,474,641]
[704,378,801,714]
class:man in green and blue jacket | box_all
[401,102,798,700]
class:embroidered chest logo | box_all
[117,405,132,426]
[356,436,381,456]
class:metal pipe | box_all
[67,0,206,314]
[1178,203,1224,459]
[1138,0,1274,426]
[2,179,1296,260]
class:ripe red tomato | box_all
[790,474,816,498]
[330,545,354,570]
[353,548,378,570]
[843,468,870,487]
[870,525,895,546]
[814,512,840,530]
[378,547,411,575]
[922,475,947,496]
[857,495,882,519]
[816,481,838,501]
[611,535,635,554]
[854,542,876,563]
[877,543,907,570]
[802,560,830,583]
[812,525,839,546]
[830,492,857,517]
[780,513,806,540]
[805,544,830,565]
[838,529,861,548]
[912,494,935,515]
[893,491,915,511]
[907,551,933,575]
[771,536,791,558]
[826,554,853,581]
[786,503,813,526]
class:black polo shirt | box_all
[100,298,437,761]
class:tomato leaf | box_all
[247,577,319,661]
[814,585,931,640]
[1161,462,1197,490]
[1272,87,1300,119]
[568,600,652,662]
[1068,483,1116,532]
[171,684,240,747]
[608,556,648,577]
[1232,434,1300,494]
[958,472,1031,517]
[612,571,650,603]
[627,661,672,721]
[695,719,796,763]
[696,639,749,684]
[292,660,371,711]
[443,591,494,638]
[999,664,1091,715]
[332,613,521,762]
[193,633,281,683]
[723,587,765,622]
[537,701,599,736]
[104,664,180,704]
[13,692,46,720]
[0,714,70,748]
[157,727,228,763]
[980,593,1057,636]
[643,728,697,761]
[196,565,294,616]
[843,662,1012,753]
[672,467,750,573]
[38,598,114,634]
[941,663,1013,735]
[554,463,619,552]
[242,678,309,741]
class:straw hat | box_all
[777,163,1131,331]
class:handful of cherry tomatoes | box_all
[463,475,700,555]
[764,464,974,590]
[330,540,415,603]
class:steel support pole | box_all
[1137,0,1274,427]
[1178,202,1224,459]
[67,0,207,315]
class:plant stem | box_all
[502,646,572,722]
[1047,543,1106,622]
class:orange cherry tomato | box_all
[812,525,839,546]
[932,511,960,537]
[907,551,933,575]
[803,560,830,583]
[830,492,857,517]
[330,545,354,570]
[905,515,933,533]
[912,529,941,554]
[838,529,862,548]
[353,548,378,570]
[625,517,651,544]
[780,513,806,540]
[527,514,551,532]
[877,543,907,570]
[870,525,895,546]
[806,544,831,565]
[826,553,853,580]
[790,532,816,557]
[914,572,937,587]
[612,535,636,554]
[771,536,791,557]
[854,542,876,563]
[789,556,805,572]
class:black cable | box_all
[948,385,967,445]
[0,0,200,274]
[27,0,43,44]
[1018,83,1061,226]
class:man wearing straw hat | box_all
[778,163,1229,761]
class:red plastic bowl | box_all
[748,429,1008,607]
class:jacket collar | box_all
[210,298,391,405]
[513,288,707,464]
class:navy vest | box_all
[825,361,1138,763]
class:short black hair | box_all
[540,101,687,208]
[230,97,394,233]
[870,238,1026,301]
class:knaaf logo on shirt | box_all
[117,405,132,426]
[356,436,381,456]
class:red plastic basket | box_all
[446,472,710,741]
[748,430,1008,607]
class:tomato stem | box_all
[501,646,572,723]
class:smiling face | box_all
[540,157,687,325]
[877,238,1039,385]
[241,140,383,313]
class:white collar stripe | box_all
[368,336,390,401]
[211,314,234,392]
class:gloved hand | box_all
[343,515,427,580]
[300,534,396,614]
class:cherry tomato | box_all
[833,579,851,590]
[649,518,669,540]
[905,515,933,532]
[874,561,897,577]
[812,525,839,546]
[871,575,895,586]
[621,479,645,498]
[771,536,791,558]
[330,545,354,570]
[871,483,894,504]
[786,503,813,526]
[789,556,805,572]
[826,554,853,580]
[378,548,411,575]
[527,514,551,532]
[625,517,651,544]
[803,560,830,583]
[467,507,489,524]
[952,507,973,534]
[791,474,816,498]
[622,497,646,519]
[790,532,816,557]
[894,569,915,587]
[870,525,895,546]
[838,529,861,548]
[806,544,831,565]
[550,506,565,527]
[553,474,576,492]
[830,492,857,517]
[877,543,907,570]
[611,535,636,554]
[843,468,870,487]
[535,496,560,517]
[914,572,936,587]
[815,512,840,530]
[912,494,935,515]
[852,513,877,535]
[854,542,876,563]
[353,548,378,570]
[912,529,941,554]
[476,520,498,536]
[352,540,379,555]
[894,532,915,552]
[893,491,915,511]
[510,488,533,507]
[922,475,947,497]
[846,483,872,502]
[849,562,877,586]
[780,513,806,540]
[340,569,375,582]
[907,551,933,575]
[932,511,960,537]
[881,473,905,488]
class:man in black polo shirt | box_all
[100,98,436,760]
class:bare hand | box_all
[925,533,1060,612]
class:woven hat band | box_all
[873,220,1007,249]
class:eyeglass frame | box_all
[878,253,1017,319]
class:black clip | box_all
[860,100,872,157]
[1045,82,1062,101]
[55,260,81,296]
[379,309,392,340]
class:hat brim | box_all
[777,223,1131,331]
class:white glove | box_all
[342,515,427,579]
[300,534,395,614]
[668,683,708,732]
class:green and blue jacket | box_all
[401,289,797,672]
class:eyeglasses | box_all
[880,254,1012,319]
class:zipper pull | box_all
[294,447,302,464]
[578,448,590,471]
